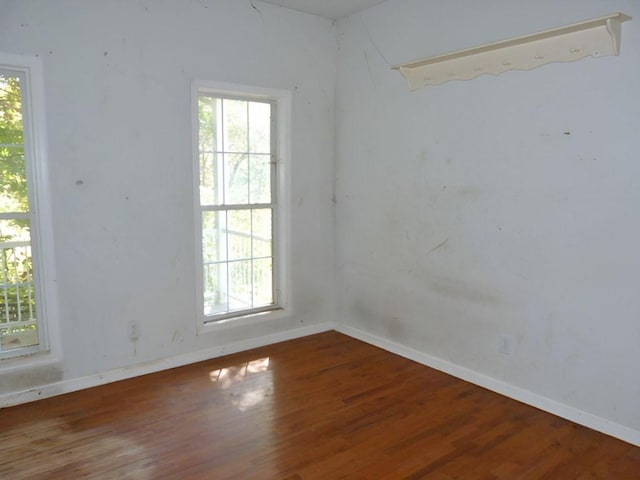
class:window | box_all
[193,82,290,326]
[0,54,53,359]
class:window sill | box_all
[0,348,60,373]
[197,306,290,336]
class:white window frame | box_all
[192,80,291,333]
[0,53,59,362]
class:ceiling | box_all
[261,0,387,19]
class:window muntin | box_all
[0,69,40,355]
[197,93,278,322]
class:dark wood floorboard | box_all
[1,331,638,479]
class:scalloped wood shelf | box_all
[393,13,631,90]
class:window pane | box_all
[225,153,248,204]
[0,73,24,145]
[0,146,27,214]
[204,262,227,316]
[229,260,251,310]
[249,154,271,204]
[202,211,226,263]
[223,99,247,153]
[198,96,220,153]
[228,209,251,261]
[252,209,272,258]
[248,101,270,153]
[252,258,273,307]
[0,218,30,243]
[1,243,34,321]
[199,152,222,206]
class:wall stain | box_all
[426,274,501,305]
[383,315,406,343]
[451,185,482,199]
[0,365,64,395]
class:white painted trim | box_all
[0,322,332,408]
[334,323,640,447]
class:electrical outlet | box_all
[498,334,514,355]
[128,320,140,341]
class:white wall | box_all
[0,0,336,396]
[335,0,640,438]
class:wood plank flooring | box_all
[1,331,638,479]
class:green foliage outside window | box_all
[0,72,37,340]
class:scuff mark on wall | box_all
[427,238,449,255]
[249,0,264,23]
[363,51,374,84]
[359,17,392,67]
[446,185,482,200]
[171,329,184,344]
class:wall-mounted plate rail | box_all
[393,13,631,89]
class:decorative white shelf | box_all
[393,13,631,90]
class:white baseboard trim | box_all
[0,322,333,408]
[334,323,640,447]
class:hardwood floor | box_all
[1,331,638,479]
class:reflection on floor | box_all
[209,357,272,411]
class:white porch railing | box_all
[0,240,37,339]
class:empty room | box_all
[1,0,639,478]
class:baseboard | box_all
[334,323,640,447]
[0,321,333,408]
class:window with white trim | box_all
[0,55,51,358]
[194,83,288,325]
